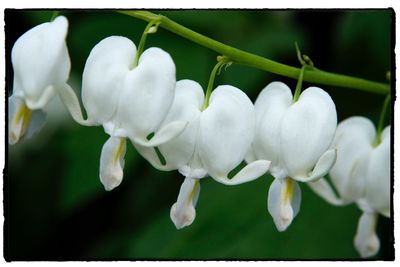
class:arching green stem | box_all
[202,59,227,110]
[293,65,306,102]
[118,11,390,95]
[50,11,60,21]
[374,94,391,146]
[131,20,159,69]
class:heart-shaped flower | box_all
[247,81,337,231]
[309,116,390,257]
[81,36,186,191]
[135,80,270,229]
[8,16,71,144]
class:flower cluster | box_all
[8,16,391,258]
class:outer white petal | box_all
[252,82,293,177]
[329,117,375,202]
[268,178,301,232]
[198,85,255,179]
[213,160,271,185]
[82,36,136,131]
[99,136,126,191]
[281,87,337,179]
[133,80,204,171]
[364,127,391,217]
[12,16,70,109]
[57,83,95,126]
[292,149,337,183]
[307,178,347,206]
[170,178,200,229]
[354,212,380,258]
[118,47,176,142]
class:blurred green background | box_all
[5,9,393,260]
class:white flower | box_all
[8,16,70,144]
[81,36,187,191]
[135,80,270,229]
[309,116,390,257]
[247,81,337,231]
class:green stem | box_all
[374,94,391,146]
[202,60,226,110]
[50,11,60,21]
[132,20,157,68]
[118,11,390,95]
[293,65,306,102]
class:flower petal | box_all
[132,120,188,147]
[281,87,337,179]
[364,128,391,217]
[252,82,293,170]
[292,149,337,183]
[307,178,347,206]
[170,177,200,229]
[135,80,204,171]
[213,160,270,185]
[329,116,375,202]
[118,47,176,140]
[99,136,126,191]
[58,83,95,126]
[198,85,255,179]
[268,178,301,232]
[354,212,380,258]
[82,36,136,129]
[12,16,70,108]
[8,95,47,145]
[8,95,28,144]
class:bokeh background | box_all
[5,9,393,260]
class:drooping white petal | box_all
[132,120,188,147]
[364,127,391,217]
[8,94,48,145]
[268,178,301,232]
[82,36,136,129]
[307,178,347,206]
[281,87,337,179]
[198,85,255,179]
[354,212,380,258]
[57,83,94,126]
[292,149,337,183]
[252,82,293,174]
[8,95,29,145]
[213,160,271,185]
[118,47,176,141]
[12,16,70,109]
[134,80,204,171]
[99,136,126,191]
[329,117,375,202]
[170,177,200,229]
[24,108,47,140]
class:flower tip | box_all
[170,203,196,230]
[355,234,380,258]
[274,206,294,232]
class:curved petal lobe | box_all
[268,178,301,232]
[354,212,380,258]
[99,136,126,191]
[170,178,200,229]
[292,149,337,183]
[213,160,270,185]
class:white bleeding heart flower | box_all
[246,81,337,232]
[308,116,390,257]
[81,36,186,191]
[134,80,271,229]
[8,16,71,145]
